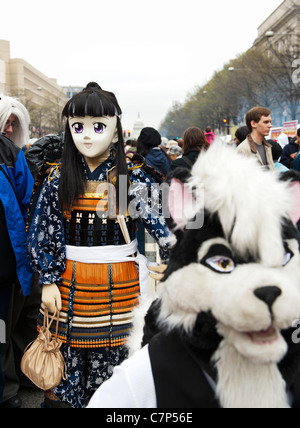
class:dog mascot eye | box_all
[283,250,293,267]
[205,255,235,273]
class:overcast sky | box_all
[1,0,283,132]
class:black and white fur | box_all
[88,142,300,409]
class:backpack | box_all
[25,133,64,231]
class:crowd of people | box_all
[125,124,211,176]
[0,88,299,408]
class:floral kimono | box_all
[28,154,169,407]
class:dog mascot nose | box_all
[254,286,282,310]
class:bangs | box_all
[63,89,122,119]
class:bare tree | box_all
[159,42,300,136]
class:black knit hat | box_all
[139,127,161,147]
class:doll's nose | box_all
[84,130,92,139]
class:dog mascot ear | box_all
[169,177,195,231]
[165,168,193,238]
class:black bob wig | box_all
[58,82,128,211]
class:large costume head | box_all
[0,95,30,148]
[59,82,128,210]
[156,142,300,407]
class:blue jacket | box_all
[0,135,34,296]
[145,148,170,176]
[280,140,299,168]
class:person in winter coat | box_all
[268,139,289,173]
[169,127,210,172]
[137,127,170,176]
[204,126,215,145]
[281,129,300,169]
[236,107,275,171]
[0,97,38,409]
[0,135,34,406]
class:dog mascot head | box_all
[88,142,300,409]
[154,142,300,408]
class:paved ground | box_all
[19,387,44,408]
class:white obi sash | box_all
[66,239,150,298]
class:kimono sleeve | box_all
[27,172,66,286]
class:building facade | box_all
[251,0,300,126]
[0,40,67,136]
[254,0,300,53]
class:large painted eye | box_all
[205,255,235,274]
[94,122,106,134]
[71,122,84,134]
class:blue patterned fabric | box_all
[52,345,128,408]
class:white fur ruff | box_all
[213,342,289,408]
[126,296,158,357]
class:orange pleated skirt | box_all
[38,259,140,349]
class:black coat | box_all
[149,329,220,408]
[169,148,200,172]
[280,140,299,168]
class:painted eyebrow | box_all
[200,244,234,263]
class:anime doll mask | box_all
[69,115,118,160]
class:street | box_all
[19,387,44,409]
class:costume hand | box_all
[42,283,62,313]
[148,264,167,281]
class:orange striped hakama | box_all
[38,259,140,349]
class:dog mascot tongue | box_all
[88,142,300,409]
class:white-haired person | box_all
[0,95,30,149]
[0,95,37,409]
[167,144,182,162]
